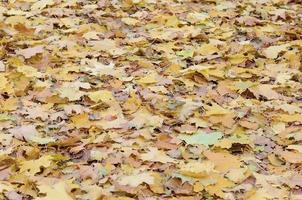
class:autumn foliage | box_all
[0,0,302,199]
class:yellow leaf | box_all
[164,63,181,75]
[71,113,91,128]
[149,172,164,194]
[181,65,215,74]
[0,181,13,193]
[141,147,176,163]
[204,151,241,172]
[228,54,246,64]
[136,74,157,84]
[17,65,42,78]
[179,161,216,178]
[287,145,302,153]
[19,155,53,175]
[0,75,8,90]
[193,181,204,192]
[88,90,114,103]
[37,181,73,200]
[118,172,154,187]
[262,44,289,59]
[279,150,302,164]
[277,114,302,123]
[225,168,247,183]
[198,44,219,55]
[121,17,139,26]
[83,31,100,40]
[206,175,234,198]
[122,92,141,114]
[90,39,126,56]
[57,87,85,101]
[5,16,28,26]
[204,103,232,116]
[268,154,284,166]
[31,0,54,10]
[129,109,163,129]
[246,188,272,200]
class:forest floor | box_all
[1,0,302,199]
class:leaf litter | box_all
[0,0,302,199]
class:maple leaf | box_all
[19,155,53,175]
[37,181,73,200]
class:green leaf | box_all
[0,114,15,122]
[176,49,194,58]
[178,132,223,147]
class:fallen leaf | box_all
[121,18,139,26]
[0,61,5,72]
[203,151,241,172]
[118,172,154,187]
[178,131,223,147]
[141,147,176,163]
[31,0,54,11]
[37,181,73,200]
[88,90,114,103]
[70,113,92,128]
[179,161,216,178]
[9,125,39,141]
[262,44,289,59]
[19,155,53,175]
[15,46,44,59]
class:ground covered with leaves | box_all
[1,0,302,199]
